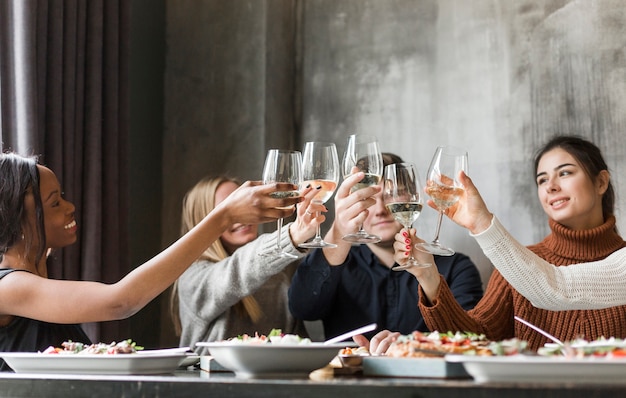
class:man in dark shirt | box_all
[289,154,483,342]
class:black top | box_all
[0,268,91,371]
[288,246,484,341]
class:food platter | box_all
[196,342,345,378]
[1,349,189,375]
[446,355,626,384]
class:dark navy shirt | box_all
[0,268,91,371]
[288,246,483,341]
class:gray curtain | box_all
[0,0,130,343]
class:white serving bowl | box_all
[196,342,345,378]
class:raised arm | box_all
[1,181,303,324]
[439,171,626,310]
[473,215,626,310]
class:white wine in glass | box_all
[259,149,302,258]
[416,145,468,256]
[382,162,430,270]
[299,141,340,249]
[341,134,383,244]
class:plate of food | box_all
[1,340,189,375]
[196,330,345,378]
[338,346,370,368]
[446,355,626,384]
[362,331,509,378]
[448,336,626,383]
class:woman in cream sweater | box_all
[393,136,626,351]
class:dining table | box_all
[1,366,626,398]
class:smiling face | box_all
[535,147,608,230]
[215,181,258,254]
[36,165,78,249]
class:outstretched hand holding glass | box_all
[383,162,431,270]
[259,149,303,258]
[416,146,468,256]
[299,141,340,248]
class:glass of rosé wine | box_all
[415,145,468,256]
[299,141,340,248]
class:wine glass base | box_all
[392,262,432,271]
[342,233,381,244]
[415,242,455,256]
[299,240,337,249]
[258,249,299,259]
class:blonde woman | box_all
[171,176,323,354]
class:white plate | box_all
[446,354,626,384]
[1,351,188,375]
[195,342,346,378]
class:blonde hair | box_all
[170,176,262,336]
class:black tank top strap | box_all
[0,268,33,280]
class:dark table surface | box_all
[1,367,626,398]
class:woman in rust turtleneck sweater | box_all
[388,136,626,352]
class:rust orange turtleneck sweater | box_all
[419,215,626,351]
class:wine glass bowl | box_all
[383,162,430,270]
[416,146,468,256]
[299,142,340,249]
[425,182,464,210]
[259,149,303,258]
[341,134,383,244]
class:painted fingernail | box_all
[402,231,408,238]
[305,184,311,189]
[316,185,322,190]
[405,239,410,244]
[405,251,410,257]
[406,245,411,250]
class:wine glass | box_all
[341,134,383,244]
[382,162,431,270]
[259,149,303,258]
[415,145,468,256]
[299,141,340,248]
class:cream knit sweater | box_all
[473,216,626,311]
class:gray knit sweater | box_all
[177,223,309,355]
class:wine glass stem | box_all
[431,211,445,245]
[313,212,322,241]
[402,223,417,264]
[276,218,284,251]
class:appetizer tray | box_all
[362,356,469,379]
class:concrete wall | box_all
[158,0,626,346]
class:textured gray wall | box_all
[161,0,626,344]
[297,0,626,286]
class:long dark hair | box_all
[533,135,615,219]
[0,153,47,265]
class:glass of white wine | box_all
[259,149,302,258]
[341,134,383,244]
[299,141,340,248]
[382,162,431,270]
[415,145,468,256]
